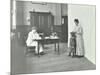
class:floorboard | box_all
[11,36,96,75]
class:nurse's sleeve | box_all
[73,26,77,32]
[34,33,41,39]
[77,26,83,35]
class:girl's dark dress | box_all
[69,35,76,56]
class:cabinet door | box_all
[48,15,54,31]
[34,14,39,28]
[44,15,48,28]
[30,13,34,27]
[30,13,39,28]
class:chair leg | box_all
[25,47,28,55]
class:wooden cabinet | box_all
[30,12,54,36]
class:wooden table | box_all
[35,38,60,56]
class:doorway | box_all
[61,16,68,43]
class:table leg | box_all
[58,42,60,54]
[38,42,40,57]
[55,43,56,52]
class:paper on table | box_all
[45,37,50,39]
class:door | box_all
[61,16,68,43]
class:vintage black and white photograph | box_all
[11,0,96,74]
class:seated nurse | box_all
[26,27,45,55]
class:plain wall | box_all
[61,4,68,16]
[68,4,96,64]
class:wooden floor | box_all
[11,35,96,75]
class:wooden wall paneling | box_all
[30,12,54,36]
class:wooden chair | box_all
[24,34,36,55]
[25,45,36,55]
